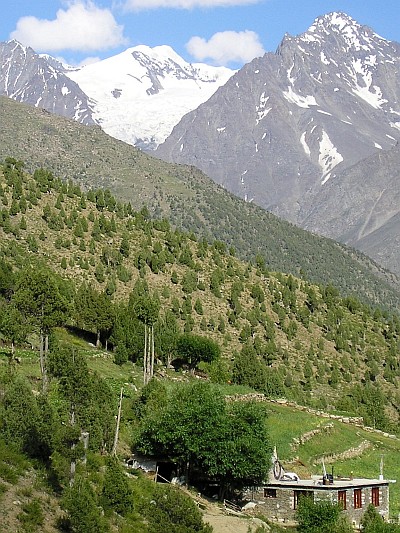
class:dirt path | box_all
[203,511,269,532]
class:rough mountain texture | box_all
[301,144,400,276]
[0,40,95,124]
[156,12,400,274]
[0,39,233,150]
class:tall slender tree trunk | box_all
[39,331,46,393]
[39,332,44,375]
[218,485,227,501]
[184,460,190,487]
[81,431,89,466]
[112,387,123,456]
[70,407,76,487]
[150,325,155,381]
[43,334,49,393]
[96,330,101,348]
[143,324,148,384]
[146,325,151,383]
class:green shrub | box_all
[142,484,212,533]
[17,499,44,531]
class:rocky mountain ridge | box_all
[0,40,95,125]
[157,12,400,275]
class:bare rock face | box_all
[0,40,95,124]
[157,12,400,275]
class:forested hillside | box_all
[1,96,400,313]
[0,157,399,421]
[1,158,400,531]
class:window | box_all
[354,489,362,509]
[294,490,314,509]
[338,490,347,510]
[264,488,277,498]
[372,487,380,507]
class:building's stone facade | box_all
[243,478,390,528]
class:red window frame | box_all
[372,487,380,507]
[338,490,347,510]
[354,488,362,509]
[294,490,314,509]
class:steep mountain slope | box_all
[1,95,400,312]
[0,39,233,150]
[156,12,400,273]
[0,40,95,124]
[301,143,400,276]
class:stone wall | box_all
[225,394,399,440]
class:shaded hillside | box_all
[1,96,400,313]
[301,143,400,277]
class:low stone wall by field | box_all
[315,440,372,465]
[225,394,399,441]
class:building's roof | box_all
[266,476,391,490]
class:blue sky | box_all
[2,0,399,68]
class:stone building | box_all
[243,475,392,529]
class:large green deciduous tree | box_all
[134,382,271,498]
[176,333,221,373]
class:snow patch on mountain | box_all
[256,92,272,124]
[300,132,311,156]
[283,86,318,108]
[349,58,387,108]
[319,130,343,184]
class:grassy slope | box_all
[1,96,400,312]
[0,139,400,526]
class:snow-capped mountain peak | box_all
[65,45,234,149]
[156,11,400,257]
[304,11,391,52]
[0,40,234,150]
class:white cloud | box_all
[75,56,102,67]
[186,30,264,65]
[10,1,127,52]
[57,55,101,68]
[122,0,260,10]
